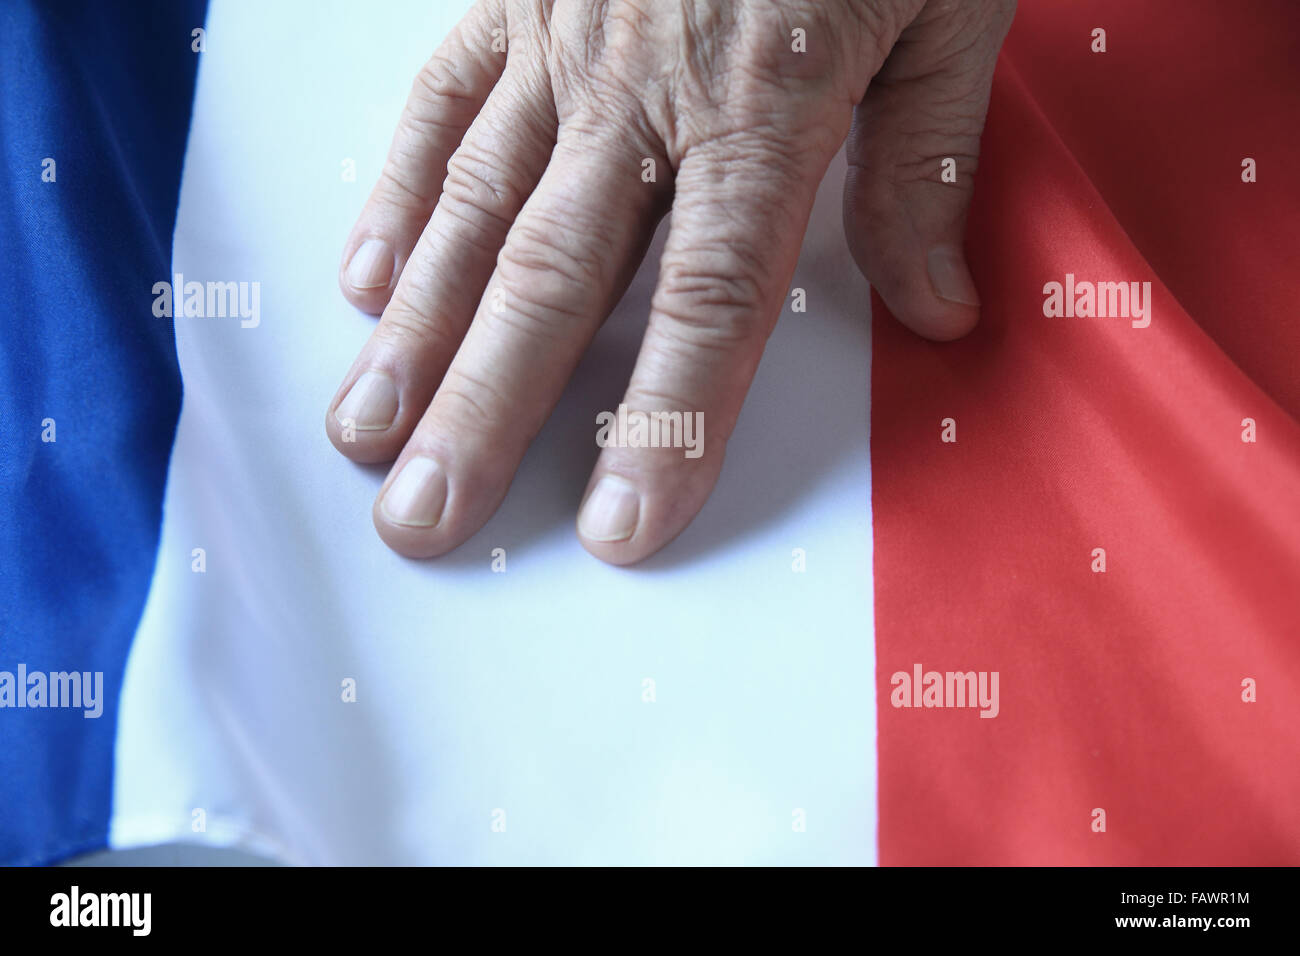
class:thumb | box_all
[843,0,1015,341]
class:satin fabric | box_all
[0,0,204,865]
[872,0,1300,864]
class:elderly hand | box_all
[327,0,1015,564]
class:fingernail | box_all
[380,457,446,527]
[927,246,980,307]
[335,370,399,431]
[578,475,640,543]
[346,238,394,290]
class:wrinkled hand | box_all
[327,0,1014,564]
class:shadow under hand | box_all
[436,154,871,571]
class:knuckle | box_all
[435,368,544,447]
[376,161,437,209]
[654,254,773,349]
[853,93,988,190]
[427,197,509,261]
[500,218,603,287]
[895,143,981,187]
[377,300,461,354]
[621,384,700,418]
[436,371,509,433]
[413,48,478,108]
[699,125,828,189]
[396,50,485,154]
[491,220,604,337]
[442,144,529,228]
[658,261,766,316]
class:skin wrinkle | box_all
[438,98,553,215]
[496,244,607,325]
[414,49,482,106]
[433,382,511,440]
[375,163,440,209]
[430,192,517,254]
[443,150,525,219]
[476,296,588,348]
[622,384,718,417]
[376,300,463,356]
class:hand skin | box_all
[326,0,1015,565]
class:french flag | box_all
[1,0,1296,866]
